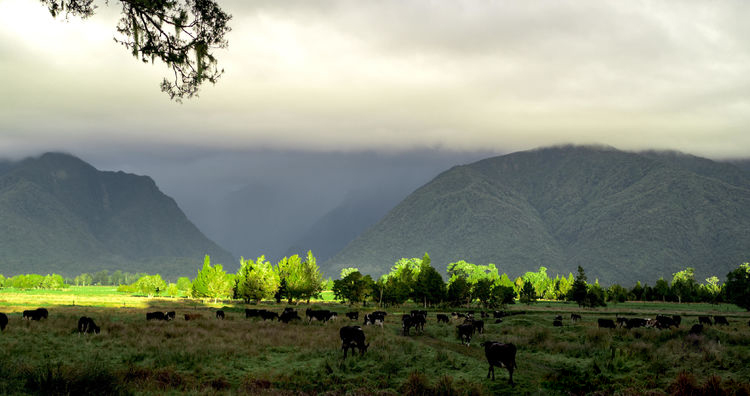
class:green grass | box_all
[0,289,749,395]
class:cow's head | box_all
[360,342,370,355]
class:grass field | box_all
[1,287,749,395]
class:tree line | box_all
[1,254,749,311]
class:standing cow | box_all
[77,316,100,334]
[480,341,517,385]
[0,312,7,331]
[340,326,369,359]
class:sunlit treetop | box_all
[39,0,231,102]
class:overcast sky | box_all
[1,0,750,160]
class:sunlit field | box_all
[1,288,749,395]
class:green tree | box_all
[42,274,66,289]
[519,281,537,305]
[585,282,607,307]
[607,284,629,304]
[192,255,233,302]
[490,284,516,306]
[446,276,471,306]
[654,278,671,302]
[234,255,279,303]
[725,263,750,311]
[133,274,167,297]
[413,259,446,307]
[567,266,588,307]
[671,268,697,303]
[92,270,110,285]
[166,283,180,298]
[40,0,232,100]
[522,267,552,299]
[300,251,324,303]
[176,277,192,292]
[332,271,374,305]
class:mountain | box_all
[326,146,750,285]
[284,188,406,264]
[0,153,234,279]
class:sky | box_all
[1,0,750,160]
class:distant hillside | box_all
[285,189,406,263]
[326,146,750,285]
[0,153,234,279]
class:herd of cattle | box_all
[1,307,748,385]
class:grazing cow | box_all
[553,320,563,327]
[554,315,563,321]
[714,316,729,325]
[184,313,203,321]
[598,319,616,329]
[216,310,225,320]
[480,341,517,385]
[616,317,628,327]
[452,312,467,320]
[146,311,167,321]
[411,310,427,318]
[699,316,713,326]
[495,318,503,324]
[166,311,176,321]
[655,315,678,329]
[259,310,279,321]
[279,310,301,323]
[306,309,336,323]
[473,319,485,334]
[0,312,8,331]
[346,311,359,321]
[437,314,450,324]
[77,316,100,334]
[402,314,415,336]
[626,318,648,329]
[673,315,681,326]
[23,308,48,321]
[340,326,369,359]
[363,312,385,327]
[245,309,261,319]
[493,311,505,319]
[457,324,474,346]
[571,313,581,322]
[689,324,703,335]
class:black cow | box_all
[673,315,681,326]
[259,310,279,321]
[616,317,628,327]
[0,312,7,331]
[23,308,48,321]
[688,324,703,335]
[216,310,225,320]
[480,311,489,318]
[346,311,359,321]
[554,315,563,321]
[146,311,167,321]
[411,312,427,333]
[245,309,261,319]
[402,314,414,336]
[457,324,474,346]
[473,319,485,334]
[571,313,581,322]
[279,310,301,323]
[493,311,505,319]
[699,316,713,326]
[553,319,563,327]
[452,312,467,319]
[340,326,369,359]
[626,318,648,329]
[77,316,100,334]
[165,311,175,321]
[306,309,336,323]
[363,312,385,327]
[437,314,450,324]
[598,318,616,329]
[655,315,678,329]
[495,318,503,324]
[480,341,517,385]
[714,316,729,325]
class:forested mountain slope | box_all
[0,153,234,278]
[326,146,750,285]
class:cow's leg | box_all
[507,366,514,386]
[487,364,493,380]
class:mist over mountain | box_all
[326,146,750,285]
[0,153,234,279]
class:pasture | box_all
[0,289,749,395]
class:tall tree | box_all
[300,251,324,303]
[192,255,233,302]
[234,255,279,303]
[567,266,588,307]
[39,0,232,100]
[725,263,750,311]
[332,270,374,305]
[413,258,446,307]
[671,268,697,303]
